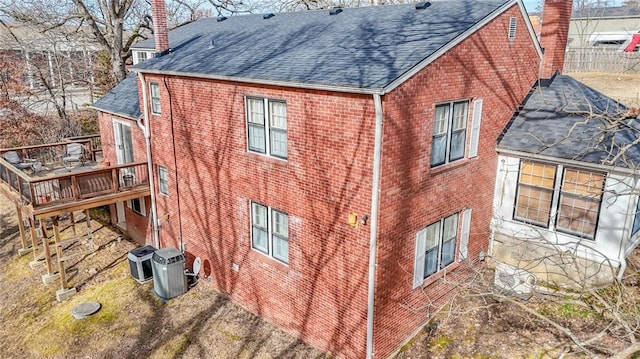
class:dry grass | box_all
[0,196,326,359]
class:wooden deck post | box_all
[69,211,77,236]
[85,209,91,232]
[52,217,68,289]
[40,219,54,275]
[15,205,28,250]
[29,217,39,261]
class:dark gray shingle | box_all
[498,75,640,169]
[132,0,511,90]
[92,75,141,119]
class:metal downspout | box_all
[137,72,160,248]
[366,93,384,359]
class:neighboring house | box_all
[92,0,569,357]
[568,5,640,49]
[0,23,100,89]
[492,74,640,288]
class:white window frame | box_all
[158,165,169,196]
[514,160,605,240]
[132,50,154,65]
[431,100,470,167]
[150,82,161,115]
[250,201,289,264]
[127,197,146,216]
[246,97,287,160]
[413,212,461,288]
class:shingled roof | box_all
[498,75,640,169]
[131,0,515,91]
[92,75,142,120]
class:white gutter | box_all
[366,93,384,359]
[496,148,638,176]
[137,72,161,248]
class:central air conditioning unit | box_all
[152,247,187,300]
[494,261,537,295]
[128,245,156,283]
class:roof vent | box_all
[216,16,227,22]
[329,8,343,16]
[263,13,275,19]
[415,2,431,10]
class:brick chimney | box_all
[151,0,170,56]
[539,0,573,79]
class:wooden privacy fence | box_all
[564,47,640,73]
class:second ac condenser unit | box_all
[151,247,187,300]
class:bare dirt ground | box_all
[0,196,325,359]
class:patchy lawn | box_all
[0,195,325,359]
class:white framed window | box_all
[413,212,465,288]
[246,97,287,159]
[508,17,517,40]
[150,82,161,115]
[431,100,469,167]
[514,160,604,239]
[250,201,289,264]
[158,165,169,195]
[127,197,146,216]
[133,50,154,65]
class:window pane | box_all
[562,169,604,198]
[433,105,449,135]
[248,99,265,124]
[269,101,287,129]
[424,248,438,278]
[158,167,169,195]
[431,135,447,166]
[252,227,269,254]
[272,235,288,263]
[441,239,456,268]
[557,194,599,238]
[248,124,266,152]
[449,129,466,161]
[252,203,267,228]
[443,214,458,240]
[515,186,553,225]
[272,210,288,238]
[424,222,440,250]
[452,102,468,130]
[270,129,287,158]
[520,161,556,188]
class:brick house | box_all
[92,0,557,357]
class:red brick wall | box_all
[122,4,542,357]
[372,5,540,357]
[143,75,376,358]
[540,0,573,78]
[98,112,152,245]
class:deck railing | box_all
[0,159,149,209]
[0,134,102,168]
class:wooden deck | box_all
[0,136,151,219]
